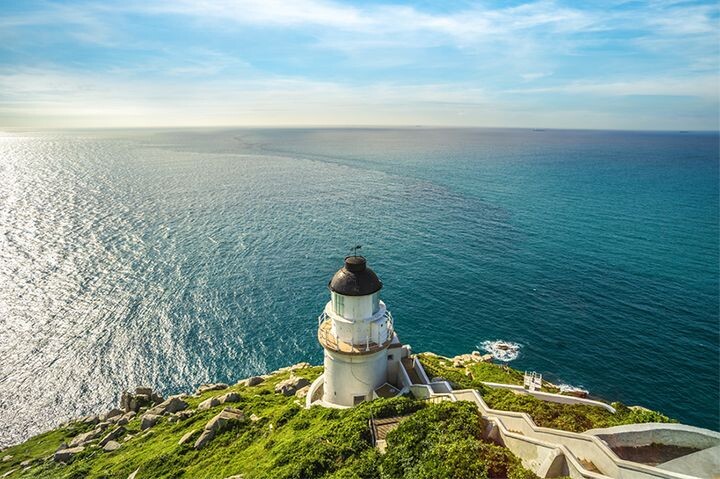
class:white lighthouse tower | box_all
[316,255,401,407]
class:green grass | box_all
[418,353,561,392]
[482,388,675,433]
[0,366,537,479]
[1,355,676,478]
[380,401,537,479]
[418,353,675,433]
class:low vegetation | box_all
[0,354,676,478]
[0,365,537,479]
[418,353,675,433]
[381,401,536,479]
[482,388,674,433]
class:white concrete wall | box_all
[586,423,720,450]
[453,389,711,479]
[323,348,388,406]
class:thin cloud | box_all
[0,0,717,129]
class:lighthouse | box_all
[315,255,404,407]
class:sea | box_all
[0,127,717,447]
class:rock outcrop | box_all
[218,392,240,403]
[103,441,121,452]
[140,414,160,431]
[68,429,103,448]
[54,446,84,463]
[99,426,126,447]
[240,376,264,387]
[199,391,240,410]
[275,376,310,396]
[450,351,493,368]
[294,386,310,399]
[101,409,123,421]
[178,429,199,445]
[194,408,245,450]
[196,383,229,395]
[120,387,164,413]
[146,396,188,416]
[198,397,221,410]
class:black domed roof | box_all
[329,256,383,296]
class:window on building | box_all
[353,395,365,406]
[333,293,344,316]
[372,292,380,314]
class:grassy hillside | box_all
[0,364,537,479]
[418,353,675,432]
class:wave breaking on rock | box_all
[480,340,522,362]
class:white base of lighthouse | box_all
[322,344,390,407]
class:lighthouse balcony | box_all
[317,310,394,355]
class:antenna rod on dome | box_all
[350,245,362,257]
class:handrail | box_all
[317,311,394,354]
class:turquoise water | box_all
[0,128,717,446]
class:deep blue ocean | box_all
[0,128,717,446]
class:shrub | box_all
[381,401,537,479]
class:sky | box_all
[0,0,718,130]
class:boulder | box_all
[81,415,99,425]
[140,413,160,431]
[120,388,163,413]
[54,446,84,463]
[98,427,126,447]
[146,396,188,416]
[100,409,123,421]
[241,376,264,387]
[168,410,195,423]
[174,410,194,421]
[68,429,103,447]
[122,411,136,421]
[275,376,310,396]
[1,455,11,462]
[103,441,121,452]
[219,392,240,404]
[250,414,261,422]
[196,383,229,394]
[128,468,139,479]
[194,408,245,450]
[198,397,221,410]
[2,469,17,478]
[135,387,152,396]
[294,386,310,399]
[178,429,199,445]
[19,459,32,467]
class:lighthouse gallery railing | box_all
[317,310,394,353]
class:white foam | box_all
[480,340,522,362]
[558,383,589,395]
